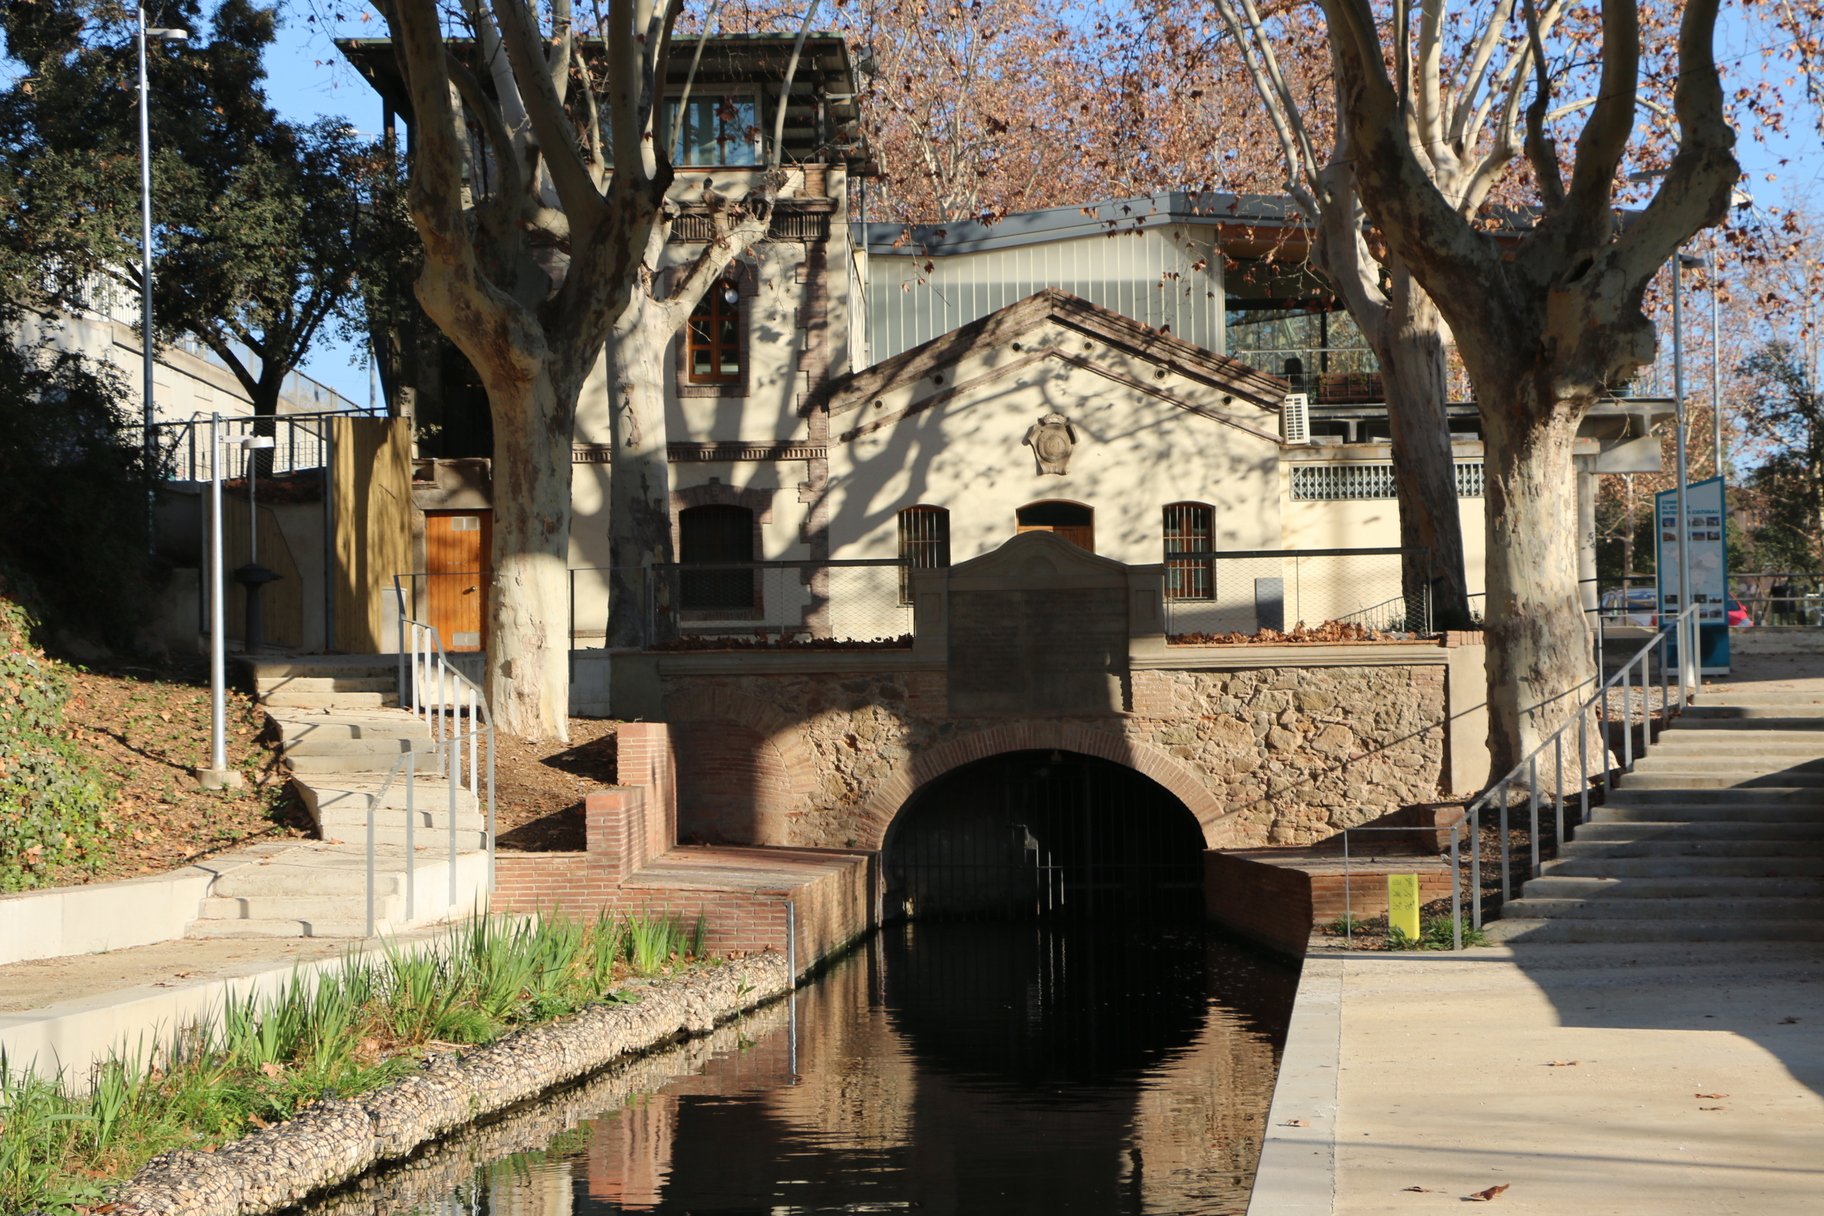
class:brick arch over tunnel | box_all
[664,686,820,844]
[851,721,1229,852]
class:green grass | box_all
[0,910,709,1215]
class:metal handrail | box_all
[374,577,496,937]
[1465,603,1702,932]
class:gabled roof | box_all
[821,288,1290,444]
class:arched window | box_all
[897,505,951,604]
[1015,501,1094,552]
[684,281,743,385]
[1163,503,1215,600]
[679,504,755,610]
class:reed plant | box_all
[0,910,709,1215]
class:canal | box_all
[304,922,1298,1216]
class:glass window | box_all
[664,95,760,167]
[897,506,950,604]
[679,504,754,610]
[1163,503,1214,600]
[685,282,743,384]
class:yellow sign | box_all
[1388,874,1421,941]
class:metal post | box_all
[1578,709,1590,824]
[1711,237,1725,480]
[1639,655,1651,759]
[448,713,459,908]
[1470,804,1483,931]
[1499,779,1511,905]
[1450,825,1462,951]
[785,899,798,985]
[1622,668,1634,772]
[1553,735,1565,847]
[1528,755,1541,878]
[137,6,156,553]
[405,751,416,922]
[1343,829,1352,946]
[207,415,228,776]
[1672,251,1697,692]
[365,787,376,939]
[486,721,496,894]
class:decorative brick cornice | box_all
[667,442,828,463]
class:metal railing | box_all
[1226,346,1382,403]
[1463,604,1701,933]
[362,578,496,938]
[1336,823,1464,951]
[146,408,376,481]
[1163,546,1429,637]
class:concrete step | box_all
[255,674,397,696]
[1622,771,1824,790]
[1546,854,1824,877]
[244,656,398,680]
[187,917,387,940]
[1627,755,1824,774]
[1677,707,1824,727]
[209,864,405,899]
[1652,730,1824,751]
[1595,804,1824,824]
[1501,895,1824,920]
[1485,917,1824,943]
[286,744,435,775]
[263,690,399,710]
[276,720,429,748]
[312,824,489,851]
[196,892,405,922]
[303,778,481,820]
[1604,786,1824,807]
[1520,875,1824,900]
[1574,821,1824,842]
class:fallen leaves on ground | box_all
[1546,1059,1580,1067]
[1466,1183,1510,1202]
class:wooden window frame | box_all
[1163,502,1216,601]
[676,273,752,398]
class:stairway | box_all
[1489,680,1824,943]
[186,656,489,939]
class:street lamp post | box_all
[199,417,273,790]
[136,8,188,553]
[1671,250,1697,690]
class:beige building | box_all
[339,43,1669,663]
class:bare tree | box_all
[1316,0,1739,770]
[1207,0,1585,630]
[384,0,817,740]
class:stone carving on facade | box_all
[1023,411,1079,475]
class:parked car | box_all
[1727,595,1753,628]
[1599,588,1658,627]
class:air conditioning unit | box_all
[1281,392,1312,445]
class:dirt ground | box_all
[47,656,313,888]
[491,719,619,851]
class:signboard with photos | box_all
[1655,476,1730,673]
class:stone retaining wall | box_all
[109,953,790,1216]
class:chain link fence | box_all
[1163,547,1429,638]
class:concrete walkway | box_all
[1252,651,1824,1214]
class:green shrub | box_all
[0,594,112,892]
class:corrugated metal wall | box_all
[864,225,1224,362]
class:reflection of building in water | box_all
[487,1158,575,1216]
[466,931,1289,1215]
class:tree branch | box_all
[492,0,604,231]
[1519,0,1566,208]
[1558,0,1640,233]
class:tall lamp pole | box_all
[136,8,188,552]
[200,419,273,790]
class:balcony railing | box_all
[1227,346,1382,404]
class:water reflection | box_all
[302,924,1296,1216]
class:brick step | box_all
[263,690,399,710]
[1546,855,1824,877]
[1521,875,1824,900]
[187,917,386,940]
[1484,917,1824,943]
[1501,895,1824,920]
[195,893,405,922]
[1573,821,1824,842]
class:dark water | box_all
[321,924,1297,1216]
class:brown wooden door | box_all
[424,511,490,651]
[1015,502,1095,553]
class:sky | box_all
[221,3,1824,405]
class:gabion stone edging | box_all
[107,953,791,1216]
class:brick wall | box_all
[1205,850,1457,956]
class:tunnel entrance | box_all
[882,750,1206,921]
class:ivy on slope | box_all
[0,592,111,892]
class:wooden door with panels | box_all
[424,510,491,652]
[1015,501,1095,552]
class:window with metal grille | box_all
[1162,502,1215,600]
[685,283,743,384]
[1290,462,1486,500]
[897,506,950,604]
[679,504,754,610]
